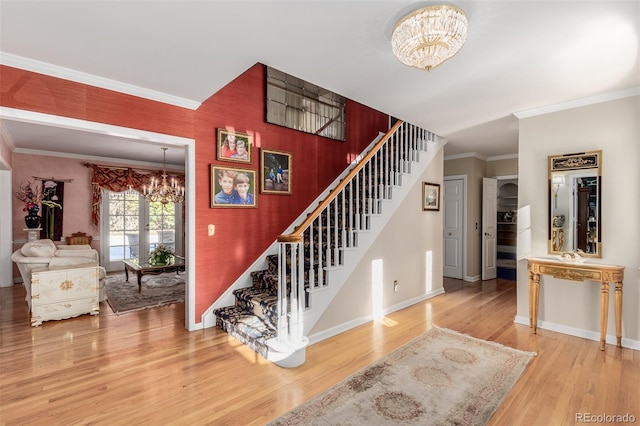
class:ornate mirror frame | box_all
[548,150,602,258]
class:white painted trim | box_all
[0,107,199,330]
[514,315,640,351]
[0,53,201,110]
[308,288,445,345]
[487,153,518,161]
[495,174,518,180]
[0,171,13,287]
[514,87,640,119]
[444,152,487,161]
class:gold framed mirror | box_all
[548,150,602,257]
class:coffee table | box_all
[123,257,186,292]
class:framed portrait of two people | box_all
[211,165,257,208]
[216,128,252,163]
[260,149,292,195]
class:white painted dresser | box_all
[30,266,100,327]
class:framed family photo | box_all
[211,165,257,208]
[216,129,252,163]
[422,182,440,211]
[260,149,292,195]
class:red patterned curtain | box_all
[87,164,184,226]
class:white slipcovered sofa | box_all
[11,239,107,305]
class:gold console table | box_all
[527,257,624,350]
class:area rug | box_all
[105,272,185,315]
[269,327,536,426]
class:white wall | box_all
[517,95,639,348]
[311,148,444,334]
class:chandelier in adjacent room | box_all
[143,148,185,205]
[391,4,468,71]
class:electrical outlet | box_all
[208,224,215,236]
[394,280,398,292]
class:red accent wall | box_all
[194,64,388,317]
[1,63,388,321]
[0,65,194,137]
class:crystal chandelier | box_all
[391,4,468,71]
[143,148,185,204]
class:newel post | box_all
[276,234,305,346]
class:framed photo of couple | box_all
[216,129,252,163]
[211,165,257,208]
[260,149,292,195]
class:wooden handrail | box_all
[277,120,404,242]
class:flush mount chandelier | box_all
[143,148,185,205]
[391,4,468,71]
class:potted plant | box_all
[149,244,175,266]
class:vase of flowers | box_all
[15,181,43,229]
[149,244,175,266]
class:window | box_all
[266,66,346,141]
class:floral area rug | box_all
[105,272,185,315]
[269,327,536,426]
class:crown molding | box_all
[514,87,640,119]
[444,152,487,161]
[487,153,518,161]
[0,52,201,110]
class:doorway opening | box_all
[101,190,183,272]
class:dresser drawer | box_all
[31,298,99,327]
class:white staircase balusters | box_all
[273,120,437,351]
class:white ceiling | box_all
[1,1,638,164]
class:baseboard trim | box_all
[308,288,445,345]
[514,315,640,351]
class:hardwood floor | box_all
[1,278,637,425]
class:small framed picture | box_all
[260,149,292,195]
[422,182,440,211]
[211,165,257,208]
[216,129,252,163]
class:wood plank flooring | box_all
[1,278,637,425]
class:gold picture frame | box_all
[260,149,292,195]
[211,165,257,208]
[422,182,440,211]
[216,129,252,163]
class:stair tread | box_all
[214,306,276,359]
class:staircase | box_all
[210,120,443,367]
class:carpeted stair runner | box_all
[213,255,281,358]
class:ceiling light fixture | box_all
[143,148,185,205]
[391,4,468,71]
